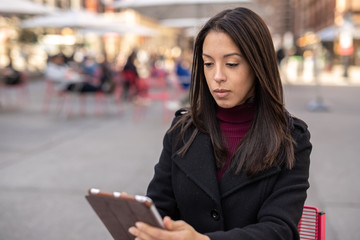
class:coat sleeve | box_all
[206,118,312,240]
[146,116,181,220]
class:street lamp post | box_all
[307,41,329,112]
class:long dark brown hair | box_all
[172,7,294,176]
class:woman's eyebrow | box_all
[202,53,212,59]
[202,53,242,58]
[223,53,242,58]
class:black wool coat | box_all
[147,112,311,240]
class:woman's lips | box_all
[213,89,230,98]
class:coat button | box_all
[210,209,220,221]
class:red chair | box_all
[43,68,110,117]
[43,77,72,115]
[1,72,30,106]
[121,70,140,102]
[88,67,107,116]
[298,205,326,240]
[108,70,124,114]
[133,70,172,122]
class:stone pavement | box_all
[0,74,359,240]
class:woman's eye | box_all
[204,62,213,67]
[227,63,239,67]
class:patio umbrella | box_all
[21,9,115,29]
[78,24,156,37]
[20,9,156,36]
[113,0,252,20]
[159,17,209,28]
[0,0,56,16]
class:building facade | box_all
[292,0,360,65]
[33,0,115,12]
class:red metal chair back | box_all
[298,205,326,240]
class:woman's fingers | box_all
[163,216,174,230]
[163,217,188,231]
[129,222,159,240]
[128,219,208,240]
[136,222,168,240]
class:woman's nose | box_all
[214,65,226,83]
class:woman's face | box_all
[202,31,255,108]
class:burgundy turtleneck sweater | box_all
[216,102,255,180]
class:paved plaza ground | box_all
[0,66,359,239]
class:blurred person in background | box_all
[122,50,138,101]
[175,57,191,90]
[98,55,114,94]
[122,50,148,100]
[1,60,22,85]
[174,56,191,106]
[81,55,99,80]
[276,47,285,66]
[45,54,101,93]
[129,7,312,240]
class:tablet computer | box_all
[85,188,164,240]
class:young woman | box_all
[129,7,311,240]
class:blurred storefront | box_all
[292,0,360,68]
[0,0,56,73]
[6,0,359,78]
[1,0,181,77]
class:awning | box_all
[317,24,360,41]
[317,25,338,41]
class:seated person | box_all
[2,61,22,85]
[45,54,101,93]
[81,56,99,80]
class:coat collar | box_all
[173,132,281,200]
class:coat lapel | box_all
[173,132,221,204]
[219,165,281,198]
[172,131,281,201]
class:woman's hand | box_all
[128,216,210,240]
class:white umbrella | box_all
[113,0,251,20]
[20,9,156,36]
[79,24,156,37]
[160,17,209,28]
[160,18,209,37]
[0,0,56,16]
[21,9,113,29]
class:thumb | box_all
[163,216,174,230]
